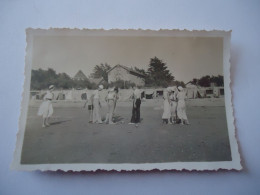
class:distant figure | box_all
[37,85,55,128]
[104,87,116,124]
[162,87,172,124]
[91,85,104,124]
[129,85,142,124]
[169,87,178,124]
[83,90,94,123]
[177,86,190,125]
[113,87,119,114]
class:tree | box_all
[134,67,147,76]
[194,75,224,87]
[210,75,224,86]
[147,57,174,87]
[170,80,186,88]
[190,78,198,85]
[198,75,211,87]
[90,63,111,82]
[30,68,97,90]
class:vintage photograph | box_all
[12,29,241,171]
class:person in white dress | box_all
[176,86,190,125]
[104,87,117,124]
[37,85,54,128]
[91,85,104,124]
[162,87,172,124]
[169,86,178,124]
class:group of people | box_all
[84,84,142,125]
[162,86,190,125]
[37,84,189,128]
[85,84,119,125]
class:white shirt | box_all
[134,88,141,99]
[93,90,99,99]
[107,91,115,100]
[44,91,53,100]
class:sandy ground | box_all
[21,98,231,164]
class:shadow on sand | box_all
[50,120,71,126]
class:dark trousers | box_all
[130,98,141,123]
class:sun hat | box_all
[49,85,54,90]
[178,86,183,91]
[98,85,104,90]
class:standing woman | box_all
[162,87,172,124]
[177,86,190,125]
[91,85,104,124]
[113,87,119,115]
[169,87,178,124]
[104,87,116,124]
[38,85,55,128]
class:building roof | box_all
[89,77,104,85]
[74,70,87,80]
[107,64,146,78]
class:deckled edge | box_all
[11,28,242,172]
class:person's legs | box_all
[130,101,136,124]
[96,102,102,123]
[42,117,46,127]
[46,117,50,126]
[88,105,93,123]
[108,100,115,124]
[92,99,98,123]
[136,99,141,123]
[104,103,109,123]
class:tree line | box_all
[30,56,223,90]
[30,68,97,90]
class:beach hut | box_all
[145,89,155,99]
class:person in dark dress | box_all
[129,85,142,124]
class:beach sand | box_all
[21,98,231,164]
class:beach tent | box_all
[186,83,199,99]
[155,88,164,97]
[145,89,155,99]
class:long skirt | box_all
[170,101,177,118]
[92,99,102,123]
[130,98,141,123]
[37,100,53,118]
[105,99,115,123]
[162,100,171,119]
[177,100,188,120]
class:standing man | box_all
[83,89,94,123]
[104,87,116,124]
[129,85,142,124]
[91,85,104,124]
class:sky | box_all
[32,35,223,83]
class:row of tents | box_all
[30,84,224,101]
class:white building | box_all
[107,64,146,86]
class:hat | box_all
[49,85,54,90]
[178,86,183,91]
[98,85,104,90]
